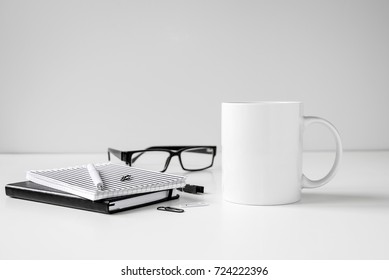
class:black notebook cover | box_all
[5,181,179,214]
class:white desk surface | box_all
[1,151,388,260]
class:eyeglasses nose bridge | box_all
[161,152,174,171]
[164,151,183,171]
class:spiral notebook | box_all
[26,162,186,201]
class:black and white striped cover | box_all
[26,162,186,201]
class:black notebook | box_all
[5,181,179,214]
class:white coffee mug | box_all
[221,101,342,205]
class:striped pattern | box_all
[26,162,186,201]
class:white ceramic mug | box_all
[221,101,342,205]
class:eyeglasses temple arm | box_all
[107,148,124,161]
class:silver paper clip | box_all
[157,206,184,213]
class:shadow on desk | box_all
[301,191,389,208]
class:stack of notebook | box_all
[5,162,186,214]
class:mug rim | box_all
[222,101,302,105]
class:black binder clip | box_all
[157,206,184,213]
[177,184,204,194]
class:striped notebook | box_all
[26,162,186,201]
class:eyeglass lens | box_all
[130,150,170,172]
[180,147,214,170]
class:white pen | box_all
[87,163,104,190]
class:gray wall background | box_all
[1,0,388,153]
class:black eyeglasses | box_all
[108,146,217,172]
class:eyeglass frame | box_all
[107,146,217,172]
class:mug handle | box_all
[302,116,343,188]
